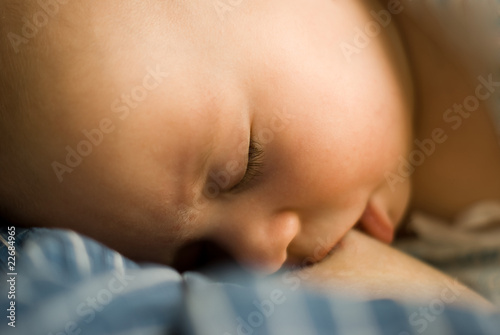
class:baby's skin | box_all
[1,0,499,309]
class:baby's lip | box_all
[285,201,395,269]
[358,201,395,244]
[313,202,395,263]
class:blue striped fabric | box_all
[1,226,500,335]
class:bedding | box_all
[395,202,500,307]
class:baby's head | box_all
[1,0,414,273]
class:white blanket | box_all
[395,201,500,306]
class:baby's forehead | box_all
[4,0,362,131]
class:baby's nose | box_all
[216,211,301,274]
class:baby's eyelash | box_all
[230,139,264,192]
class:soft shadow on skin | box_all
[296,230,496,313]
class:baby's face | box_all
[32,0,413,273]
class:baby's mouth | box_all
[293,202,396,269]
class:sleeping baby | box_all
[1,0,499,309]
